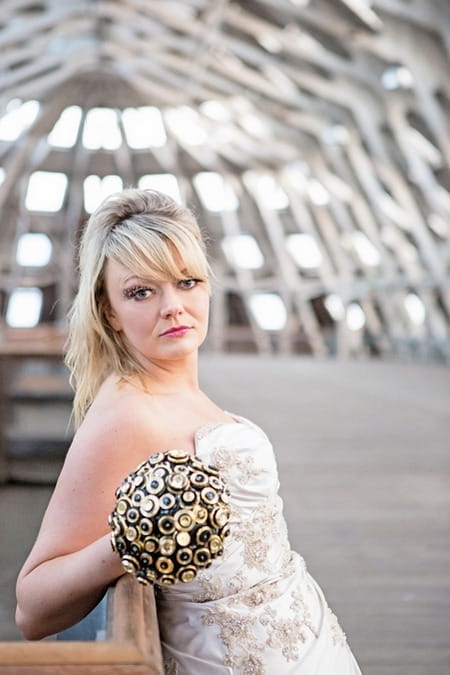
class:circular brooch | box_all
[109,450,231,586]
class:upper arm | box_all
[19,402,154,578]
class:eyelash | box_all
[123,279,202,300]
[124,286,153,300]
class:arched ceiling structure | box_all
[0,0,449,359]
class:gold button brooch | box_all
[109,450,231,586]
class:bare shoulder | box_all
[67,374,159,474]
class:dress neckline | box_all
[193,412,245,449]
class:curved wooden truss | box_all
[0,0,449,359]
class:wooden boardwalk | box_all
[1,356,449,674]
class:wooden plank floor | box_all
[1,355,449,674]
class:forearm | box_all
[16,533,125,640]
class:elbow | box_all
[16,583,49,641]
[15,571,49,640]
[15,604,44,641]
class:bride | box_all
[16,188,362,674]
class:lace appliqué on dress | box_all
[210,446,263,485]
[327,607,348,648]
[234,498,283,573]
[201,580,319,674]
[259,586,318,662]
[202,606,266,674]
[193,569,247,603]
[231,580,280,609]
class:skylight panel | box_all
[306,179,330,206]
[122,106,167,148]
[138,174,181,203]
[17,233,52,267]
[239,113,270,139]
[258,175,289,210]
[381,65,413,90]
[404,293,425,325]
[346,302,366,331]
[351,231,381,267]
[83,174,123,213]
[324,294,345,321]
[82,108,122,150]
[244,172,289,210]
[165,106,207,146]
[0,99,40,141]
[199,100,231,122]
[222,235,264,270]
[48,106,82,148]
[249,293,287,331]
[193,172,239,212]
[25,171,68,212]
[256,33,283,54]
[6,287,43,327]
[286,233,323,269]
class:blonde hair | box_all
[65,188,211,426]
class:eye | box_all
[178,279,201,290]
[124,286,154,300]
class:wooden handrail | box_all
[0,325,67,357]
[0,576,164,674]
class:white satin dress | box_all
[156,414,362,675]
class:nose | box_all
[159,286,184,319]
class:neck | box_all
[137,352,200,395]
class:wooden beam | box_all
[0,575,163,673]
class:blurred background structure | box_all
[0,0,449,358]
[0,1,449,673]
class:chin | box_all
[153,341,201,361]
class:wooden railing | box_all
[0,326,164,673]
[0,324,71,483]
[0,575,164,674]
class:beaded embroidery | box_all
[193,568,247,603]
[202,605,265,673]
[200,580,319,673]
[210,445,263,485]
[328,607,348,648]
[233,498,282,572]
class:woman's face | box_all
[104,258,210,369]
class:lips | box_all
[160,325,191,337]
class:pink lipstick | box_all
[160,325,191,337]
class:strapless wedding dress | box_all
[156,414,362,675]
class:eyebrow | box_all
[121,268,192,286]
[122,275,149,285]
